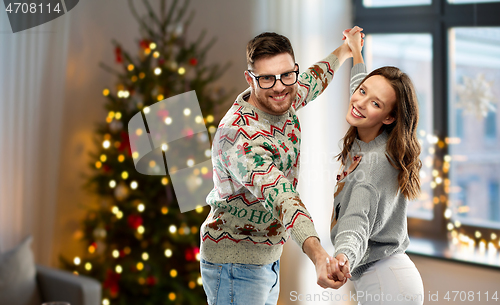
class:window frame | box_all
[353,0,500,252]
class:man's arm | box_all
[293,26,364,111]
[303,236,346,289]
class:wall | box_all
[411,254,500,305]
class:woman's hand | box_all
[333,25,364,65]
[336,253,352,280]
[342,26,364,53]
[326,253,351,286]
[342,26,365,65]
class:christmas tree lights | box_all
[60,0,231,303]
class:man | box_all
[200,27,363,305]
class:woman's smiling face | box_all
[346,75,397,132]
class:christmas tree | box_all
[60,1,231,304]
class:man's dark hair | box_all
[246,32,295,69]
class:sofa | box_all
[0,236,101,305]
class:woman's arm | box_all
[343,27,364,66]
[333,183,379,271]
[343,28,367,97]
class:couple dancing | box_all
[200,26,424,305]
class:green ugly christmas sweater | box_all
[200,53,341,265]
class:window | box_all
[455,108,464,138]
[365,33,434,219]
[363,0,431,7]
[485,111,497,140]
[449,0,500,3]
[448,26,500,229]
[489,181,500,222]
[355,0,500,267]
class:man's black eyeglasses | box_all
[247,64,299,89]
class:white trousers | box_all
[352,253,424,305]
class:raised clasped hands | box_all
[342,25,365,58]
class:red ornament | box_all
[102,164,111,173]
[146,276,157,286]
[115,46,123,63]
[127,214,143,230]
[189,58,198,66]
[184,246,200,262]
[118,131,131,156]
[139,39,150,49]
[103,269,120,297]
[158,58,165,65]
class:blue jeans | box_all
[200,258,280,305]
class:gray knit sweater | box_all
[330,63,410,280]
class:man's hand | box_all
[302,237,346,289]
[342,26,364,51]
[342,26,364,65]
[332,25,363,66]
[327,253,351,283]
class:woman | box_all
[327,29,424,304]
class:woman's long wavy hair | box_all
[337,66,422,200]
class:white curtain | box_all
[0,13,70,265]
[253,1,355,304]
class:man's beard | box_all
[253,86,297,115]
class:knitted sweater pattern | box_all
[201,53,340,265]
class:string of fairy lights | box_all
[418,130,500,266]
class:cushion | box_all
[0,236,42,305]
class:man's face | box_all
[245,53,297,116]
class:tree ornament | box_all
[115,46,123,63]
[95,240,105,254]
[114,182,130,201]
[184,246,200,262]
[189,58,198,66]
[168,60,178,71]
[118,131,131,154]
[139,39,150,49]
[93,227,107,239]
[127,214,143,230]
[456,73,496,119]
[109,120,123,133]
[103,269,120,297]
[102,164,111,173]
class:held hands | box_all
[333,25,365,64]
[315,253,347,289]
[342,26,364,53]
[303,237,347,290]
[326,253,351,288]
